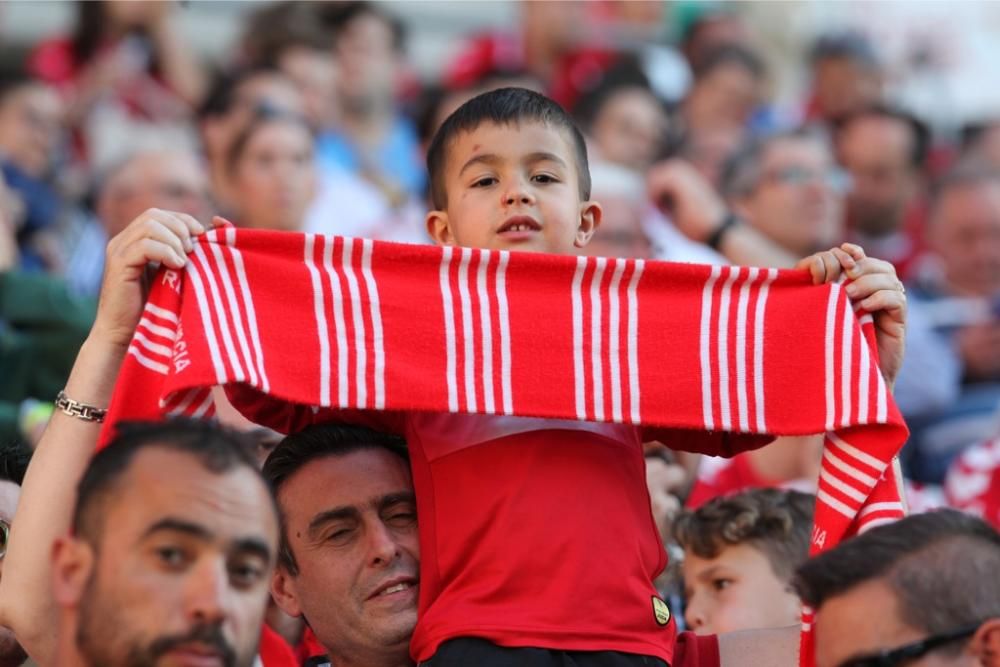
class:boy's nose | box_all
[502,182,536,206]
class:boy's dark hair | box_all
[262,423,408,575]
[426,87,592,210]
[674,488,814,582]
[0,439,32,487]
[73,419,269,545]
[795,510,1000,645]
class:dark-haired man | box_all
[796,509,1000,667]
[263,424,417,667]
[50,420,280,667]
[837,106,930,279]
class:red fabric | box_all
[99,227,908,667]
[945,436,1000,530]
[296,627,327,665]
[673,632,720,667]
[259,624,297,667]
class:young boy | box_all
[248,87,905,666]
[675,488,814,636]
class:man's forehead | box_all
[279,449,413,515]
[108,448,275,531]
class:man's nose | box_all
[367,521,402,568]
[184,558,231,625]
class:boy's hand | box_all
[796,243,907,386]
[91,209,210,350]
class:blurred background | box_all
[1,0,999,530]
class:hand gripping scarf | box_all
[100,227,909,666]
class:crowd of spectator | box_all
[0,1,999,666]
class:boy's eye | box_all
[532,173,558,184]
[472,177,498,187]
[712,578,733,592]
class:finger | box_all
[147,211,195,254]
[125,238,186,270]
[839,242,867,261]
[848,256,897,279]
[844,273,904,300]
[810,251,842,285]
[859,290,907,319]
[142,218,189,258]
[831,247,857,274]
[174,212,206,236]
[211,216,232,228]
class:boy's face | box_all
[427,121,601,255]
[682,542,800,635]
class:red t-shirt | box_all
[233,390,764,664]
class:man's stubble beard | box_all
[75,570,244,667]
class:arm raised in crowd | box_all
[0,209,208,663]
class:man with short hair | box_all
[263,423,417,667]
[836,106,930,278]
[795,509,1000,667]
[721,130,846,257]
[50,419,281,667]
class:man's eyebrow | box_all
[307,506,360,538]
[142,518,212,541]
[378,491,417,511]
[458,153,502,177]
[232,537,274,563]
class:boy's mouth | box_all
[498,216,542,236]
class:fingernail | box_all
[184,240,193,252]
[845,283,858,297]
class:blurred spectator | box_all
[197,66,304,213]
[795,510,1000,667]
[945,435,1000,531]
[574,59,669,173]
[675,489,813,635]
[0,73,66,271]
[686,436,823,509]
[29,0,205,172]
[225,110,317,232]
[679,11,752,74]
[962,119,1000,171]
[0,440,30,667]
[897,162,1000,482]
[585,161,655,260]
[665,46,767,188]
[721,129,846,257]
[64,148,211,296]
[319,2,425,207]
[240,1,338,133]
[836,105,931,279]
[805,31,883,126]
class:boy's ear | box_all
[51,536,94,609]
[574,200,603,248]
[426,210,455,246]
[271,567,304,619]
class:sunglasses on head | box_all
[837,623,981,667]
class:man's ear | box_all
[270,567,304,619]
[971,618,1000,666]
[574,200,603,248]
[51,536,94,609]
[426,210,455,246]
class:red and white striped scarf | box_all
[101,227,909,666]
